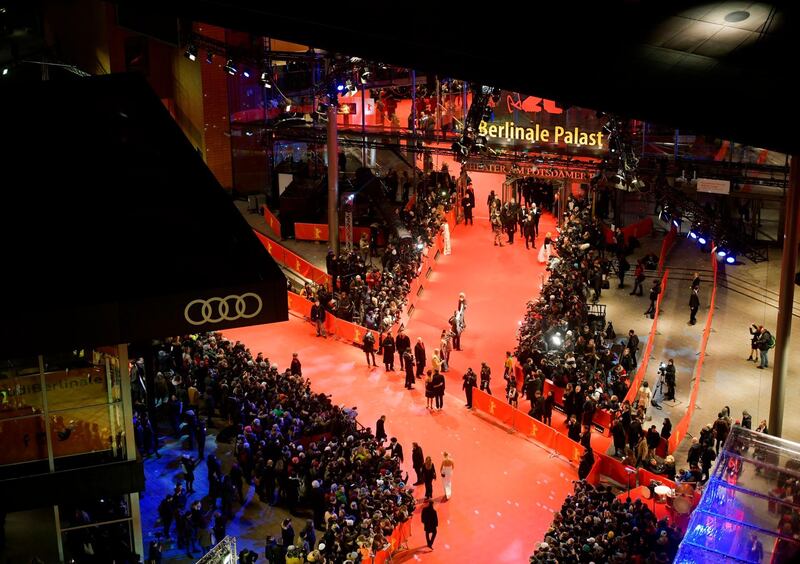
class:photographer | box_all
[663,359,676,401]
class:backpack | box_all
[767,333,776,349]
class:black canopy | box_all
[0,73,287,358]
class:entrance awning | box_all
[0,74,287,358]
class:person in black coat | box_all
[310,300,326,337]
[543,391,554,426]
[577,448,595,481]
[421,499,439,549]
[380,333,395,371]
[375,415,387,444]
[689,287,700,325]
[414,338,426,377]
[612,419,627,457]
[645,279,661,318]
[432,370,445,410]
[403,351,416,389]
[395,329,411,370]
[421,456,437,499]
[412,442,425,485]
[462,368,477,408]
[363,330,377,367]
[389,437,404,462]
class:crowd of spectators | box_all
[531,480,681,563]
[511,196,687,482]
[300,166,454,332]
[514,196,635,417]
[140,333,415,563]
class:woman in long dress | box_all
[440,452,455,500]
[537,231,553,263]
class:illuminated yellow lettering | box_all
[563,128,574,144]
[596,132,604,148]
[488,124,498,137]
[515,126,524,140]
[540,129,550,142]
[525,128,535,142]
[578,132,589,145]
[479,121,488,136]
[554,126,564,143]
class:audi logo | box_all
[184,293,263,326]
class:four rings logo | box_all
[184,293,263,326]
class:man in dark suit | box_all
[375,415,387,443]
[689,287,700,325]
[310,300,326,337]
[389,437,404,463]
[395,329,411,371]
[412,442,425,485]
[421,499,439,550]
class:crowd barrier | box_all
[603,216,654,245]
[254,230,332,286]
[263,206,282,239]
[472,386,686,494]
[667,247,718,453]
[294,223,373,243]
[657,225,678,274]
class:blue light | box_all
[698,237,707,245]
[242,69,251,78]
[726,256,736,264]
[689,231,698,240]
[673,219,681,228]
[337,84,344,91]
[717,249,727,257]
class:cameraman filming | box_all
[663,359,676,401]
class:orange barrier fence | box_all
[657,225,678,274]
[294,223,372,243]
[667,249,718,453]
[263,207,282,239]
[472,387,682,490]
[254,230,332,286]
[603,216,654,245]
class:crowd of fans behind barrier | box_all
[300,167,455,332]
[137,333,415,563]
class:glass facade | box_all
[0,348,128,476]
[676,426,800,563]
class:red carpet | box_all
[225,185,584,561]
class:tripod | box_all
[651,373,665,410]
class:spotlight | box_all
[416,242,424,251]
[184,44,198,62]
[224,59,237,75]
[550,333,563,347]
[242,69,251,78]
[672,218,681,229]
[689,231,698,240]
[698,236,707,245]
[260,72,272,87]
[1,67,8,76]
[716,248,727,258]
[726,255,736,264]
[206,51,214,64]
[245,130,254,137]
[336,84,344,91]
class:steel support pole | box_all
[327,104,340,254]
[769,155,800,436]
